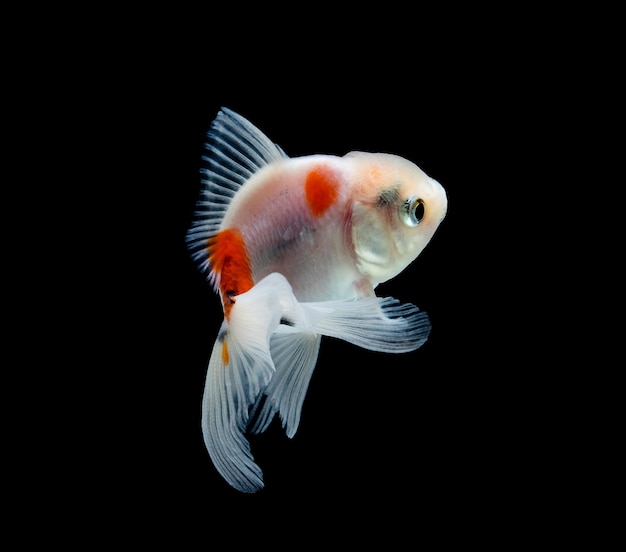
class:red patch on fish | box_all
[208,228,254,320]
[305,165,339,216]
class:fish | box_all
[186,107,448,493]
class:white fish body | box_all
[186,108,447,492]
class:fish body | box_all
[187,108,447,492]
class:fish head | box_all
[346,151,448,287]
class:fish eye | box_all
[401,196,425,227]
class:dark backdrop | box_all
[63,10,579,544]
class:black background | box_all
[114,67,535,530]
[37,7,608,545]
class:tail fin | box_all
[201,328,267,493]
[201,273,430,492]
[201,272,320,492]
[247,331,322,438]
[201,276,285,493]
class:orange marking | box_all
[370,165,383,182]
[221,341,229,366]
[305,165,339,217]
[208,228,254,320]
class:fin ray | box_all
[201,328,266,493]
[248,331,322,438]
[200,273,300,492]
[200,272,431,493]
[186,108,288,277]
[306,296,431,353]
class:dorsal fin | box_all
[186,107,288,280]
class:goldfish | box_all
[186,107,447,493]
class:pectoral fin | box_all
[306,295,431,353]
